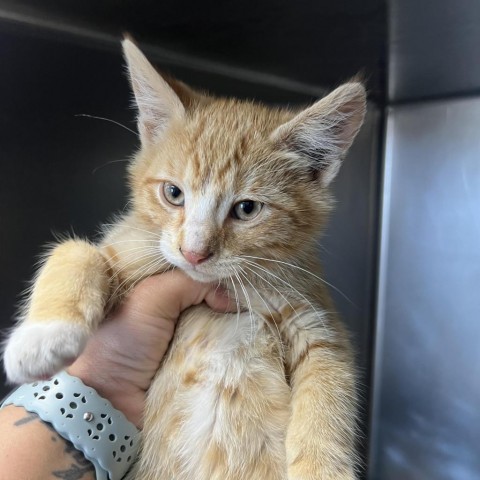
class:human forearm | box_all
[0,404,95,480]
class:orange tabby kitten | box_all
[4,39,366,479]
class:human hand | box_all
[68,270,234,428]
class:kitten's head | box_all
[123,40,366,283]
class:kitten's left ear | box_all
[271,82,366,187]
[122,38,185,145]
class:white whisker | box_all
[243,260,328,333]
[227,271,241,339]
[241,254,354,305]
[92,158,131,175]
[101,238,159,248]
[75,113,138,136]
[237,267,286,359]
[102,223,162,239]
[106,247,161,273]
[110,255,168,300]
[232,267,255,346]
[242,263,303,324]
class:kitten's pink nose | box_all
[180,248,213,266]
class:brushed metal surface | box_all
[390,0,480,102]
[322,107,380,373]
[370,98,480,479]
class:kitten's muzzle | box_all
[179,247,213,266]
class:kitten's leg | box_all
[282,309,358,480]
[4,239,113,383]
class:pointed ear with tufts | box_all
[160,74,209,110]
[271,82,366,187]
[122,38,185,145]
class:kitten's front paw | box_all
[3,321,89,384]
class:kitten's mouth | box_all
[163,250,227,283]
[183,268,219,283]
[168,257,217,282]
[177,262,231,283]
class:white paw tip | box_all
[3,321,89,384]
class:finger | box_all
[120,270,235,321]
[204,286,237,313]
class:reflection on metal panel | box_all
[370,98,480,479]
[322,107,380,372]
[390,0,480,102]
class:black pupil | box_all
[240,201,254,214]
[168,185,181,198]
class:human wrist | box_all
[67,361,143,428]
[1,371,140,480]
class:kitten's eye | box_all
[232,200,263,221]
[162,182,185,206]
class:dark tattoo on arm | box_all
[52,463,95,479]
[51,443,95,479]
[13,411,38,426]
[12,411,95,478]
[63,442,94,468]
[14,410,62,442]
[51,430,95,478]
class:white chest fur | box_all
[134,305,291,480]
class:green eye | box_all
[232,200,263,221]
[163,182,184,206]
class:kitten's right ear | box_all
[122,38,185,145]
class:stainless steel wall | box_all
[368,1,480,477]
[370,98,480,479]
[322,108,381,373]
[389,0,480,102]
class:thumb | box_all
[121,270,236,322]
